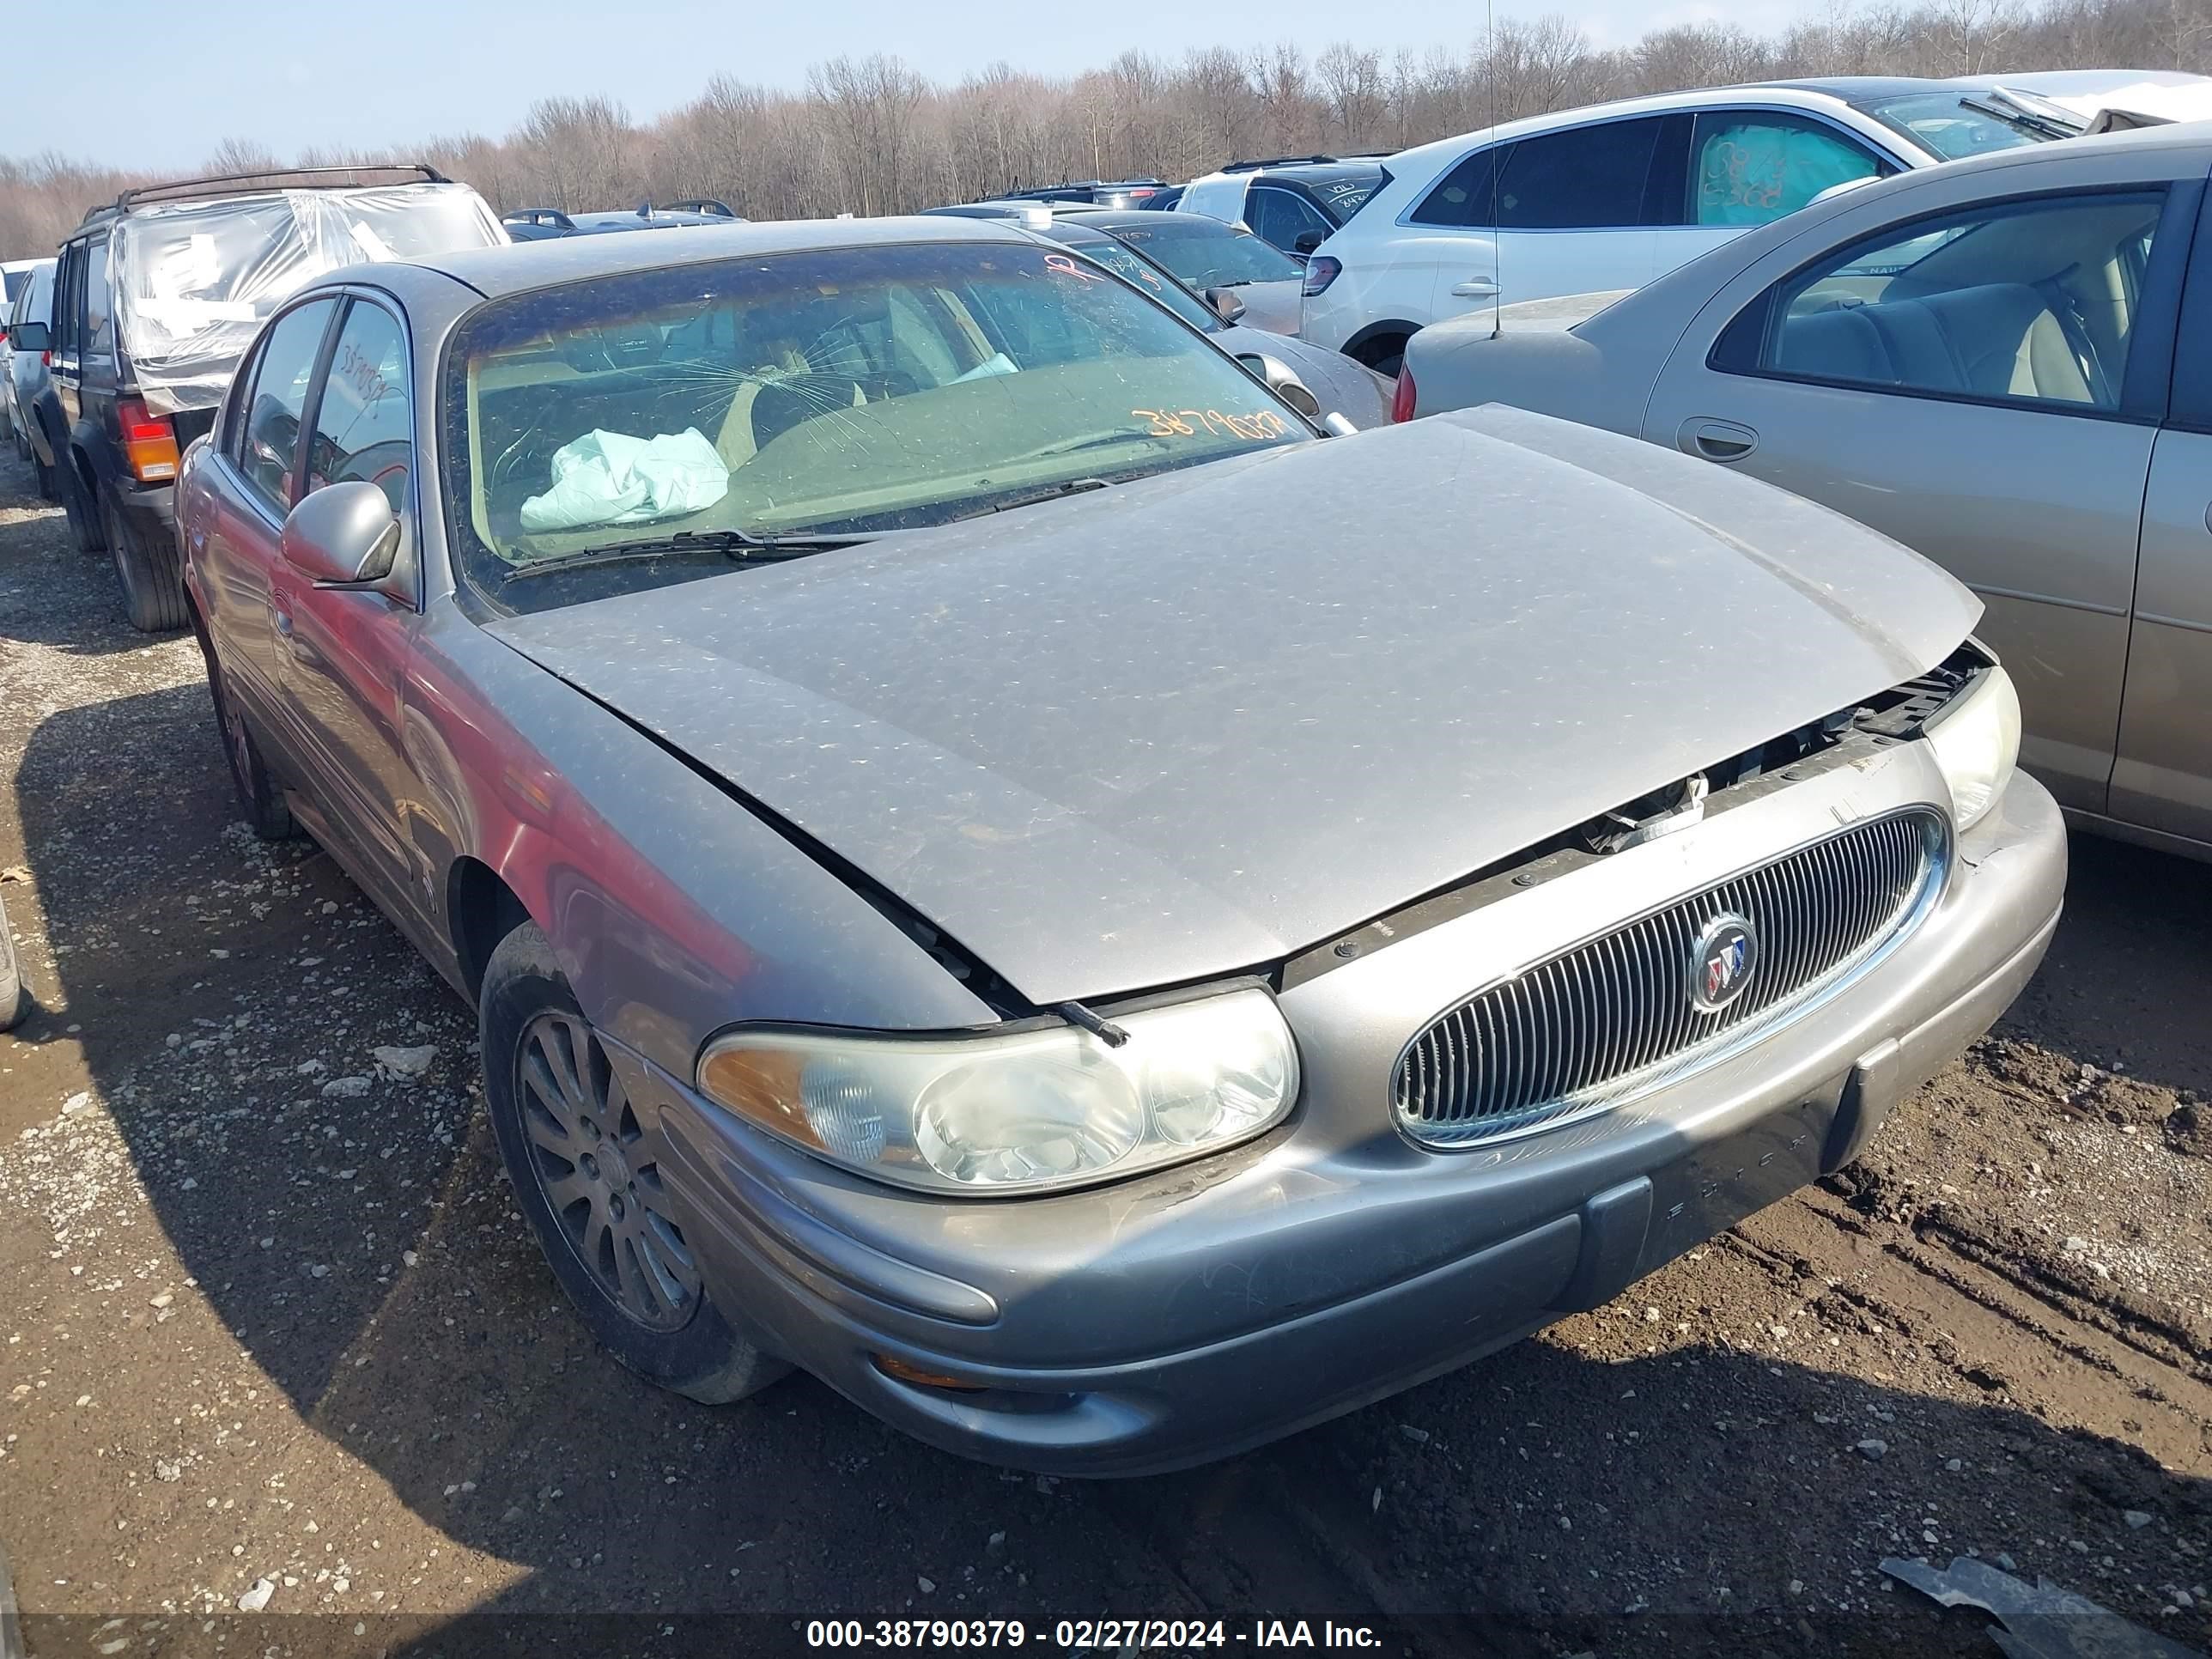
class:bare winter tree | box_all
[8,0,2212,257]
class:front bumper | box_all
[628,757,2065,1475]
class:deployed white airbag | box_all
[520,428,731,534]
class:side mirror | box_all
[1293,230,1326,254]
[281,480,400,586]
[9,321,48,353]
[1235,352,1322,421]
[1204,285,1247,325]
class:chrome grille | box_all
[1394,809,1947,1146]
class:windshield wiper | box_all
[506,526,872,580]
[952,477,1112,522]
[1960,93,2079,141]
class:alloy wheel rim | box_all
[516,1010,700,1332]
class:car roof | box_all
[1248,161,1387,185]
[1056,208,1243,233]
[1382,81,1892,173]
[416,214,1035,296]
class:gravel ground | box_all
[0,447,2205,1659]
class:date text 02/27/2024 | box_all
[803,1619,1384,1649]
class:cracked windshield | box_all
[447,240,1306,608]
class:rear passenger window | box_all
[307,302,412,512]
[1245,186,1331,251]
[1495,118,1668,230]
[1687,112,1885,227]
[237,299,337,512]
[1413,149,1501,228]
[1736,191,2166,412]
[1417,119,1673,231]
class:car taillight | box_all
[1391,366,1417,423]
[1301,255,1341,298]
[117,398,179,483]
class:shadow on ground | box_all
[9,657,2209,1654]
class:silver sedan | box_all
[176,215,2060,1474]
[1401,123,2212,863]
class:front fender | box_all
[403,601,998,1082]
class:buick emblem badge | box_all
[1688,913,1758,1013]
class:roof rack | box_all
[1218,154,1379,173]
[662,198,738,217]
[1002,179,1168,198]
[502,207,576,228]
[109,163,448,216]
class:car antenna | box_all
[1486,0,1503,339]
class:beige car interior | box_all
[1772,197,2159,409]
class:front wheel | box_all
[481,922,787,1405]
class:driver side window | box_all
[1728,190,2166,413]
[236,299,337,514]
[307,301,413,513]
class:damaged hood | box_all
[489,407,1980,1005]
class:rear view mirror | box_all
[281,480,400,586]
[9,321,48,353]
[1204,286,1247,325]
[1236,352,1322,421]
[1293,230,1326,254]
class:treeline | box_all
[4,0,2209,258]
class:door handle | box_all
[1449,276,1501,298]
[1680,418,1759,463]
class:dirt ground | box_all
[0,445,2204,1659]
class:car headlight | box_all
[1923,662,2021,833]
[696,987,1298,1196]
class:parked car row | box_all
[12,81,2195,1480]
[1297,70,2212,371]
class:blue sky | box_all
[8,0,1816,168]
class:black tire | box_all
[198,633,296,841]
[481,921,787,1405]
[100,489,188,632]
[0,889,22,1034]
[58,448,104,554]
[1352,336,1408,378]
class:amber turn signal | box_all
[871,1353,987,1392]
